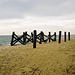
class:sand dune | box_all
[0,38,75,75]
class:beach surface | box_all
[0,38,75,75]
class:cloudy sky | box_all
[0,0,75,35]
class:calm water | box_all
[0,35,11,46]
[0,35,75,46]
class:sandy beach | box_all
[0,38,75,75]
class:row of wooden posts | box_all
[33,30,70,48]
[11,30,70,48]
[59,31,70,43]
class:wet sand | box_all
[0,38,75,75]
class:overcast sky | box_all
[0,0,75,35]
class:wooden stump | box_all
[54,32,56,41]
[23,32,27,45]
[33,30,37,48]
[64,32,66,42]
[59,31,61,43]
[49,32,51,42]
[68,32,70,41]
[11,32,15,46]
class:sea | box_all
[0,35,75,46]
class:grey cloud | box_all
[28,0,75,16]
[0,0,75,19]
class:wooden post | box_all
[31,32,33,43]
[59,31,61,43]
[64,32,66,42]
[40,33,42,44]
[49,32,51,42]
[54,32,56,41]
[33,30,37,48]
[11,32,15,46]
[23,32,25,44]
[68,32,70,41]
[23,32,27,45]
